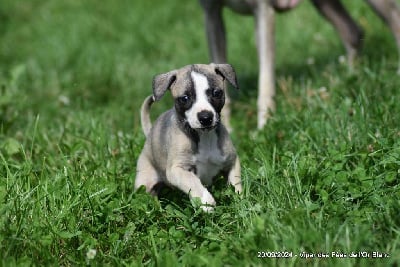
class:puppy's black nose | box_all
[197,111,214,127]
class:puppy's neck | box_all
[196,127,218,137]
[195,123,223,148]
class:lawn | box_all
[0,0,399,266]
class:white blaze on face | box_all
[185,71,216,129]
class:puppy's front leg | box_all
[166,165,216,212]
[227,157,242,194]
[254,0,276,129]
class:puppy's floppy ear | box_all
[212,63,239,89]
[152,70,177,101]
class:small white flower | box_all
[86,248,97,260]
[58,95,70,106]
[338,55,347,65]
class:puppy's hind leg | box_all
[135,154,161,196]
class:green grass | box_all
[1,0,399,266]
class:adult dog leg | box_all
[254,1,275,129]
[366,0,400,72]
[200,0,232,131]
[311,0,364,68]
[200,0,227,63]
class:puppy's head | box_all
[152,63,238,131]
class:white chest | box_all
[194,131,226,186]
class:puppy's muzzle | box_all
[197,110,214,128]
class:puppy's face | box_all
[174,70,225,130]
[152,64,238,130]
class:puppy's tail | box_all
[140,95,155,137]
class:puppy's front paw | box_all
[233,182,242,194]
[201,206,214,212]
[200,190,216,213]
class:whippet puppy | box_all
[135,63,242,212]
[200,0,400,129]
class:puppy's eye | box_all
[178,95,190,104]
[212,88,223,98]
